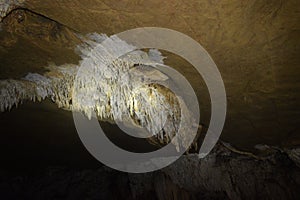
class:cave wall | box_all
[1,0,298,149]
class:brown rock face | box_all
[1,0,299,149]
[0,7,80,79]
[0,144,299,200]
[0,1,300,199]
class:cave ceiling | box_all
[0,0,299,150]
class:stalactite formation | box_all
[0,33,196,150]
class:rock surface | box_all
[0,0,299,149]
[0,1,300,199]
[0,144,299,200]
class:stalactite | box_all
[0,33,195,150]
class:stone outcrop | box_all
[0,144,299,200]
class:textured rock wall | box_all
[0,0,25,22]
[0,0,298,149]
[1,2,299,199]
[0,145,299,200]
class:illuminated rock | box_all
[0,34,195,150]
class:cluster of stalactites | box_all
[0,71,54,112]
[72,34,182,141]
[0,79,37,111]
[0,33,190,148]
[0,64,78,112]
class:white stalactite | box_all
[0,33,195,150]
